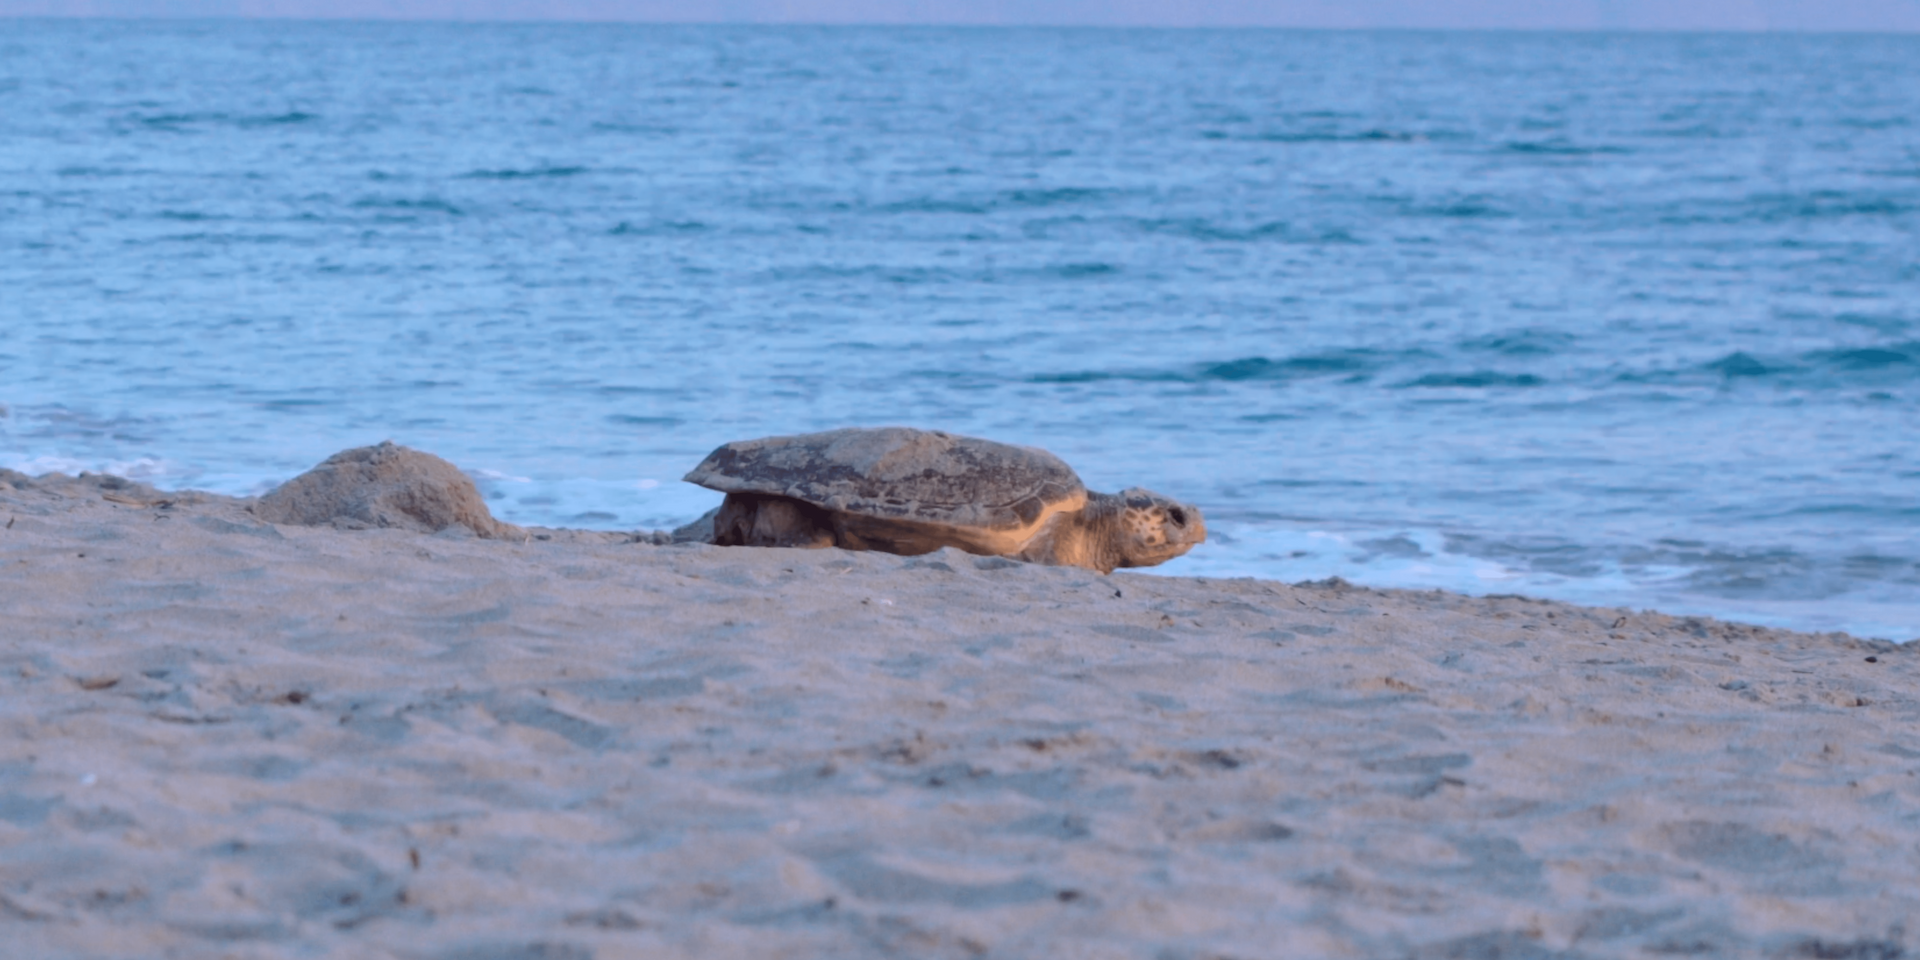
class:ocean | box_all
[2,21,1915,639]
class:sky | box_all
[4,0,1919,30]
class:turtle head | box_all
[1110,488,1206,569]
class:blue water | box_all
[2,22,1916,639]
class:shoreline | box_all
[3,467,1917,957]
[8,453,1911,642]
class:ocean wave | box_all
[760,263,969,284]
[609,219,708,235]
[1240,129,1430,144]
[1173,522,1915,638]
[240,111,320,127]
[1808,344,1918,371]
[588,121,679,135]
[1501,139,1631,156]
[1659,191,1917,225]
[1405,198,1511,219]
[1615,343,1919,385]
[1838,115,1911,131]
[258,399,334,412]
[460,166,588,180]
[877,198,993,215]
[594,385,682,397]
[1703,352,1782,379]
[1458,330,1578,356]
[1131,218,1359,244]
[1835,312,1911,334]
[143,232,293,246]
[6,405,158,443]
[859,191,1116,218]
[1032,350,1417,385]
[0,453,183,481]
[124,110,319,130]
[840,197,1359,246]
[999,187,1120,207]
[1397,372,1546,389]
[56,165,154,177]
[1044,262,1119,278]
[350,196,463,216]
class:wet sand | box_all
[2,470,1916,959]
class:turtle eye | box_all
[1169,508,1187,526]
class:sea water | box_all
[2,22,1916,639]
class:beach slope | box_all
[1,471,1915,959]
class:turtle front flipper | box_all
[713,493,835,549]
[1013,507,1108,573]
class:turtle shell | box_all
[683,427,1087,532]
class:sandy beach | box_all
[2,467,1916,960]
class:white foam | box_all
[479,475,722,531]
[473,468,533,483]
[1155,519,1915,641]
[0,453,193,483]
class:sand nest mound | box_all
[252,441,524,540]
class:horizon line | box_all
[5,14,1920,33]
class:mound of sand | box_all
[252,441,523,540]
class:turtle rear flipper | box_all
[669,506,721,544]
[713,493,835,549]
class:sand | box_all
[1,470,1916,960]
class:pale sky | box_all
[4,0,1919,30]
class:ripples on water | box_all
[2,23,1916,638]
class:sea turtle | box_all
[682,426,1205,574]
